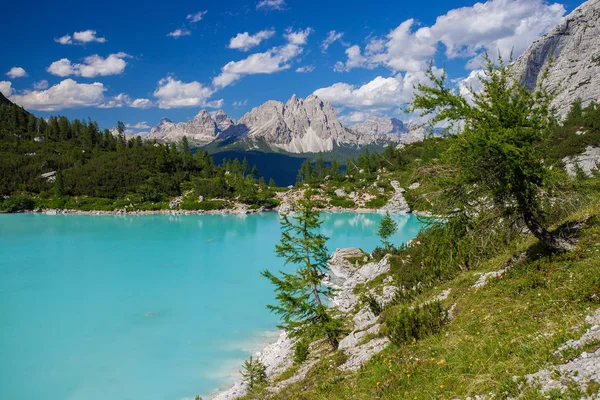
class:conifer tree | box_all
[54,170,65,198]
[377,212,398,251]
[409,54,574,251]
[240,356,267,389]
[262,191,342,348]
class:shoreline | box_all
[2,206,431,217]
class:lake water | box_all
[0,212,425,400]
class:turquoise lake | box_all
[0,212,425,400]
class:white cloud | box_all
[338,111,372,125]
[8,79,106,111]
[130,98,153,109]
[47,53,130,78]
[257,0,285,11]
[186,10,207,23]
[6,67,27,78]
[98,93,132,108]
[167,29,191,38]
[335,0,565,73]
[55,30,106,45]
[99,94,153,109]
[284,27,312,45]
[229,29,275,51]
[214,28,311,88]
[334,45,373,72]
[55,35,72,45]
[457,69,486,103]
[126,122,151,129]
[321,30,344,53]
[0,81,13,96]
[153,76,221,109]
[233,99,248,108]
[296,65,315,73]
[314,68,441,112]
[33,80,49,90]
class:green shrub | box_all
[381,300,448,346]
[293,339,310,365]
[1,195,36,212]
[361,294,383,316]
[365,196,386,208]
[330,196,355,208]
[180,200,227,211]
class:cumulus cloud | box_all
[8,79,106,111]
[335,0,565,73]
[257,0,285,11]
[186,10,207,23]
[284,27,312,45]
[33,80,49,90]
[338,111,372,125]
[55,30,106,45]
[229,29,275,51]
[314,68,442,113]
[6,67,27,78]
[296,65,315,73]
[334,45,375,72]
[214,28,312,88]
[153,76,222,109]
[321,30,344,53]
[47,53,130,78]
[126,122,151,129]
[130,98,153,109]
[167,29,191,38]
[99,94,153,109]
[0,81,13,96]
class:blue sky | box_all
[0,0,583,133]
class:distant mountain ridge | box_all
[148,95,423,154]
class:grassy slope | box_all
[255,198,600,400]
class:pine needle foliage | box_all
[262,190,342,349]
[409,54,574,251]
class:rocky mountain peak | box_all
[511,0,600,116]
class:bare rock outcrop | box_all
[511,0,600,116]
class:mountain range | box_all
[146,95,426,154]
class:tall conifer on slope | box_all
[262,191,342,349]
[409,54,574,251]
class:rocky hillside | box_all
[511,0,600,116]
[147,95,426,154]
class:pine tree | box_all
[54,170,65,198]
[262,191,342,348]
[409,54,574,251]
[377,212,398,251]
[240,356,267,389]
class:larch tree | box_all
[377,212,398,251]
[262,190,342,349]
[409,54,574,251]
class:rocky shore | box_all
[207,247,396,399]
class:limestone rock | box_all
[563,146,600,177]
[511,0,600,116]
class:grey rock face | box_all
[511,0,600,116]
[238,94,357,153]
[148,110,220,145]
[563,146,600,176]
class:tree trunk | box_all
[522,209,574,251]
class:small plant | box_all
[240,356,267,389]
[381,300,448,346]
[361,294,383,316]
[293,338,310,364]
